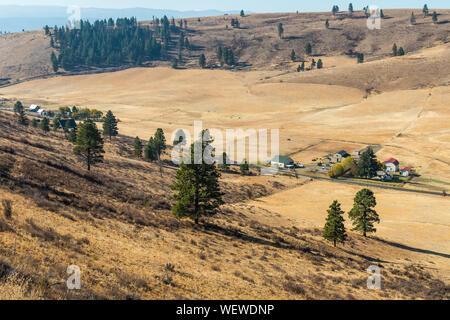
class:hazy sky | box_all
[0,1,448,12]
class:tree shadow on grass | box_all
[372,237,450,259]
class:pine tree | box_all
[348,189,379,237]
[171,139,224,224]
[218,152,230,171]
[51,52,59,72]
[144,137,158,161]
[68,128,77,143]
[290,49,296,62]
[240,10,245,17]
[73,119,104,171]
[392,43,398,56]
[357,146,378,178]
[323,200,347,247]
[423,4,429,17]
[17,109,28,126]
[306,43,312,55]
[380,9,385,18]
[40,117,50,132]
[398,47,405,56]
[199,54,206,68]
[102,110,118,141]
[53,117,60,131]
[357,52,364,63]
[348,3,354,17]
[432,11,438,24]
[278,23,284,39]
[31,118,38,128]
[410,12,416,25]
[134,136,143,158]
[13,101,23,114]
[317,59,323,69]
[240,158,249,175]
[154,128,167,160]
[332,5,339,16]
[325,19,329,29]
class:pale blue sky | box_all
[0,1,448,12]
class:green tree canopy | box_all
[171,139,224,224]
[348,189,379,237]
[357,147,378,178]
[73,119,104,171]
[277,23,284,39]
[134,136,143,158]
[103,110,118,141]
[199,54,206,68]
[40,117,50,132]
[13,101,23,114]
[323,200,347,247]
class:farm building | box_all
[270,156,295,168]
[400,167,412,176]
[332,150,350,163]
[27,104,40,112]
[58,119,77,130]
[384,158,399,172]
[37,109,47,116]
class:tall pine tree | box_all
[103,110,118,141]
[323,200,347,247]
[348,189,379,237]
[73,119,104,171]
[171,139,224,224]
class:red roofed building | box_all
[383,158,399,172]
[400,167,412,176]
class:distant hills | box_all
[0,5,241,32]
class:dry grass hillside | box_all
[0,9,449,85]
[0,111,448,300]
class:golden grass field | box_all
[0,9,449,300]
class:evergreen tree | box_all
[240,10,245,17]
[423,4,429,17]
[199,54,206,68]
[44,25,50,35]
[40,117,50,132]
[218,152,230,171]
[306,42,312,55]
[144,137,158,161]
[134,136,143,158]
[277,23,284,39]
[323,200,347,247]
[13,101,23,114]
[51,52,59,72]
[357,147,378,178]
[380,9,385,18]
[410,12,416,25]
[348,3,354,16]
[392,43,398,56]
[290,49,296,62]
[317,59,323,69]
[325,19,329,29]
[53,117,61,131]
[332,5,339,16]
[240,158,249,175]
[73,119,104,171]
[154,128,167,160]
[348,189,379,237]
[68,128,77,143]
[31,118,38,128]
[102,110,118,141]
[17,109,28,126]
[398,47,405,56]
[357,52,364,63]
[432,11,438,24]
[171,139,224,224]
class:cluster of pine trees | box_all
[323,188,379,247]
[217,46,235,66]
[48,17,163,70]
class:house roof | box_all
[400,167,411,171]
[271,155,294,164]
[336,150,350,157]
[59,119,77,129]
[384,158,399,166]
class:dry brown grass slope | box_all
[0,111,448,300]
[0,9,449,84]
